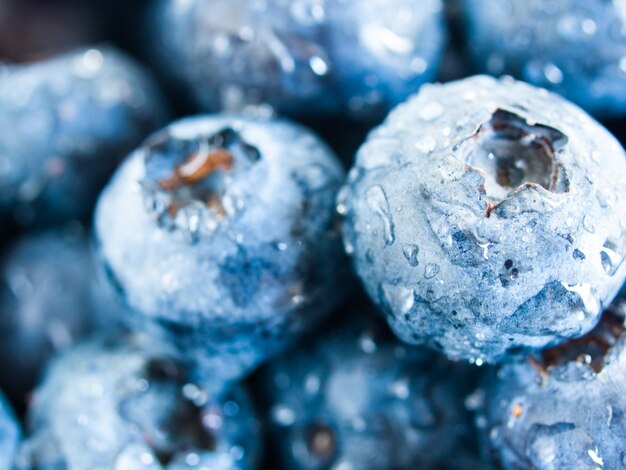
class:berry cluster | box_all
[1,1,626,469]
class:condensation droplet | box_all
[424,263,440,279]
[402,244,419,267]
[389,378,410,399]
[272,404,296,426]
[366,185,395,245]
[478,241,491,260]
[309,56,329,76]
[304,373,320,395]
[582,216,595,233]
[600,239,624,276]
[382,284,415,314]
[588,447,604,467]
[562,282,600,315]
[358,331,377,354]
[543,63,564,84]
[336,186,349,215]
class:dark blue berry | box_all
[260,306,481,469]
[95,114,350,386]
[146,0,446,119]
[0,226,122,402]
[17,335,261,469]
[460,0,626,116]
[0,46,168,226]
[339,76,626,362]
[480,300,626,468]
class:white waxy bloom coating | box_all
[341,75,626,362]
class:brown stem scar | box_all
[160,148,235,191]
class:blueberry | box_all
[0,390,19,470]
[339,75,626,363]
[0,225,121,403]
[95,114,349,386]
[146,0,446,119]
[17,335,261,469]
[259,306,481,469]
[480,300,626,468]
[0,46,168,226]
[459,0,626,117]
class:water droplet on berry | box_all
[582,216,595,233]
[561,282,600,316]
[424,263,440,279]
[309,56,329,76]
[366,185,395,245]
[600,239,625,276]
[382,283,415,314]
[272,404,296,426]
[358,331,377,354]
[402,244,419,267]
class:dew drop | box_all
[382,283,415,314]
[600,239,624,276]
[304,373,320,395]
[336,186,349,215]
[424,263,440,279]
[410,56,427,74]
[366,185,395,245]
[561,282,600,315]
[271,404,296,426]
[464,389,485,410]
[203,410,223,430]
[389,378,410,399]
[601,251,614,275]
[588,447,604,467]
[309,56,329,76]
[478,241,491,260]
[343,238,354,255]
[402,244,419,267]
[543,63,564,84]
[186,453,200,466]
[358,331,377,354]
[582,216,595,233]
[230,445,245,460]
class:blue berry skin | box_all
[16,335,261,470]
[260,308,482,469]
[460,0,626,117]
[479,300,626,469]
[0,46,168,226]
[147,0,445,119]
[339,75,626,363]
[0,225,122,402]
[0,390,19,470]
[94,114,349,386]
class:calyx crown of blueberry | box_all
[118,357,218,465]
[140,127,260,242]
[457,108,570,214]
